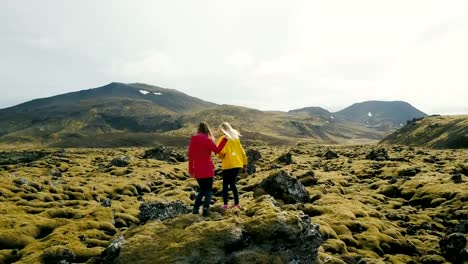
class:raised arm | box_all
[216,136,227,159]
[209,137,228,154]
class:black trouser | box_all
[194,177,214,213]
[222,168,241,205]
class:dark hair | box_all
[197,122,213,140]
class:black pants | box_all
[222,168,241,205]
[194,177,213,213]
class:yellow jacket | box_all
[216,135,247,169]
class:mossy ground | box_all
[0,145,466,263]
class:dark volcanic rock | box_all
[138,200,190,223]
[0,151,51,165]
[366,148,389,161]
[246,149,262,175]
[255,170,310,204]
[88,235,124,264]
[101,198,112,207]
[142,145,186,162]
[451,173,463,184]
[398,167,421,177]
[111,155,131,167]
[49,168,62,177]
[439,233,467,263]
[323,149,338,160]
[276,152,293,165]
[102,195,323,264]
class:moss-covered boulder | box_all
[92,195,322,263]
[254,170,310,204]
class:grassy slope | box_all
[0,145,466,263]
[380,115,468,149]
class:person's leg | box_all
[222,170,229,206]
[202,177,213,216]
[230,168,241,205]
[194,178,208,214]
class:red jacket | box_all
[188,133,227,179]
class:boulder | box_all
[87,236,124,264]
[111,155,131,167]
[398,167,421,177]
[255,170,310,204]
[323,149,338,160]
[276,152,293,165]
[96,196,322,264]
[142,145,186,162]
[246,149,262,175]
[0,151,51,165]
[451,173,463,184]
[138,201,191,223]
[101,198,112,207]
[49,168,62,177]
[366,148,389,161]
[439,233,467,263]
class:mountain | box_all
[380,115,468,149]
[0,83,427,147]
[0,83,216,146]
[288,107,332,117]
[335,101,427,130]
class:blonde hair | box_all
[219,122,241,140]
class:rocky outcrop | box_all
[439,233,467,263]
[254,170,310,204]
[246,149,262,175]
[323,149,338,160]
[0,150,52,165]
[87,236,124,264]
[142,145,186,162]
[276,152,293,165]
[111,155,131,167]
[366,148,389,161]
[138,201,191,223]
[96,195,322,264]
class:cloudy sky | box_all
[1,1,467,114]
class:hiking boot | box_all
[192,207,199,215]
[231,204,241,209]
[222,204,228,210]
[202,208,210,217]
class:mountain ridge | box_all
[0,82,429,147]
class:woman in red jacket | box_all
[188,122,227,216]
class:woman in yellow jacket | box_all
[216,122,247,209]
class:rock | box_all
[323,149,338,160]
[101,198,112,207]
[138,200,191,223]
[142,145,186,162]
[460,164,468,176]
[246,149,262,175]
[0,150,51,165]
[88,235,124,264]
[49,168,62,177]
[439,233,467,263]
[446,220,468,235]
[41,246,76,264]
[276,152,293,165]
[254,170,310,204]
[451,173,463,184]
[366,148,389,161]
[299,171,318,186]
[13,178,28,186]
[111,155,131,167]
[398,167,421,177]
[102,196,322,264]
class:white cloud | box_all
[1,0,467,114]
